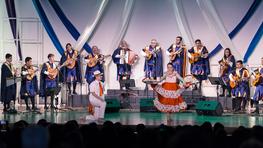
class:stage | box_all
[1,110,263,128]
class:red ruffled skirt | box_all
[152,82,187,113]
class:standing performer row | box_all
[1,38,263,117]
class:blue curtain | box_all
[209,0,262,57]
[243,22,263,63]
[5,0,22,60]
[32,0,64,55]
[48,0,92,53]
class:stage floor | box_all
[1,110,263,128]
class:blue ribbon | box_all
[5,0,23,60]
[32,0,64,55]
[243,22,263,63]
[209,0,262,57]
[48,0,92,53]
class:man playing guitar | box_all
[60,43,82,95]
[85,46,106,84]
[229,60,249,112]
[40,54,59,110]
[166,36,187,77]
[20,57,39,111]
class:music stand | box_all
[208,77,225,102]
[119,79,135,90]
[119,79,136,109]
[6,77,21,87]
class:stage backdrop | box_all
[0,0,262,97]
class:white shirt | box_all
[89,80,104,100]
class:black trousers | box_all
[45,88,56,107]
[24,96,35,108]
[232,97,247,111]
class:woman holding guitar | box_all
[218,48,236,97]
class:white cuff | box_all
[140,51,146,57]
[187,52,192,58]
[166,50,171,56]
[21,71,29,75]
[229,74,234,81]
[44,71,49,75]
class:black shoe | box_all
[26,106,31,111]
[50,105,56,109]
[32,107,39,111]
[3,108,7,113]
[219,94,225,97]
[73,91,77,95]
[44,106,49,110]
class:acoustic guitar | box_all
[229,70,249,88]
[169,48,184,61]
[143,46,160,60]
[26,66,39,80]
[46,62,67,80]
[252,69,262,86]
[87,54,111,67]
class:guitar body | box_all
[145,50,152,60]
[230,75,240,88]
[26,68,36,80]
[169,48,183,61]
[87,54,110,67]
[252,74,262,86]
[47,67,58,80]
[65,58,76,69]
[229,80,237,89]
[189,53,201,64]
[87,56,98,67]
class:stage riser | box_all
[106,89,204,109]
[207,97,233,110]
[106,89,155,97]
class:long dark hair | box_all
[223,48,232,59]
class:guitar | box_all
[46,62,68,80]
[219,60,229,77]
[189,52,207,64]
[169,46,184,61]
[229,69,249,88]
[26,66,39,81]
[252,69,262,86]
[189,46,208,64]
[87,54,111,67]
[143,46,160,60]
[64,50,80,69]
[229,75,241,88]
